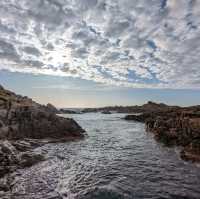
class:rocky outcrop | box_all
[124,113,153,122]
[0,85,85,140]
[46,103,59,114]
[0,140,45,177]
[0,105,84,140]
[0,84,85,196]
[125,110,200,162]
[101,110,111,114]
[0,139,46,196]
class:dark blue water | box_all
[12,113,200,199]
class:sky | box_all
[0,0,200,107]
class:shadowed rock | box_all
[0,84,86,195]
[124,106,200,162]
[0,85,85,140]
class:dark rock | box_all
[11,140,32,152]
[1,106,85,140]
[124,113,153,122]
[60,109,81,114]
[0,177,9,192]
[101,110,111,114]
[0,85,86,198]
[0,141,19,178]
[0,85,85,140]
[180,139,200,162]
[125,109,200,162]
[19,151,45,167]
[46,103,59,114]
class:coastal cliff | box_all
[0,85,85,196]
[125,102,200,162]
[0,85,84,140]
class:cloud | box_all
[0,0,200,89]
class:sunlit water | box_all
[12,113,200,199]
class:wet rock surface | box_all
[0,139,46,196]
[125,109,200,162]
[0,85,85,197]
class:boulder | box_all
[19,151,45,167]
[0,140,45,178]
[46,103,59,114]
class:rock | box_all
[0,110,7,120]
[0,85,85,140]
[82,101,181,113]
[59,109,81,114]
[0,141,19,178]
[0,104,85,140]
[0,85,4,90]
[124,113,153,122]
[0,141,19,164]
[101,111,111,114]
[124,109,200,162]
[46,103,59,114]
[0,140,45,179]
[180,139,200,162]
[0,120,4,128]
[11,140,32,152]
[19,151,45,167]
[0,177,9,192]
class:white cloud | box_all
[0,0,200,89]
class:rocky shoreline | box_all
[124,103,200,163]
[0,85,85,196]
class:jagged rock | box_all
[181,139,200,162]
[0,85,85,140]
[0,177,9,192]
[0,110,7,120]
[0,140,45,178]
[0,141,19,164]
[0,141,19,178]
[11,140,32,152]
[19,151,45,167]
[0,120,4,128]
[125,110,200,162]
[0,85,85,198]
[124,113,153,122]
[1,106,85,140]
[0,139,45,198]
[46,103,59,114]
[101,111,111,114]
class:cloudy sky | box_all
[0,0,200,107]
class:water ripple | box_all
[11,113,200,199]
